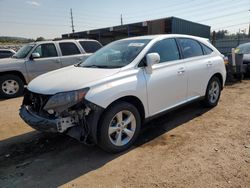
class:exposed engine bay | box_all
[20,90,103,144]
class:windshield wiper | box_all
[82,65,111,68]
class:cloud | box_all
[26,1,40,6]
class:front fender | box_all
[85,69,149,117]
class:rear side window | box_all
[32,43,58,58]
[148,38,180,63]
[79,41,102,53]
[59,42,80,56]
[201,43,213,55]
[178,38,203,58]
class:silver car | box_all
[0,39,102,98]
[236,42,250,74]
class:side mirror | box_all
[30,52,40,60]
[145,53,160,74]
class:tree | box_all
[35,37,46,41]
[215,30,228,39]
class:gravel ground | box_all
[0,81,249,188]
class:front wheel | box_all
[0,74,24,99]
[203,76,222,107]
[98,102,141,153]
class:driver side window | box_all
[32,43,58,58]
[148,38,180,63]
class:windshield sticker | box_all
[128,43,145,47]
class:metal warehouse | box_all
[62,17,210,45]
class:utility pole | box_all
[212,31,216,45]
[120,14,123,25]
[70,8,75,33]
[248,10,250,37]
[248,23,250,37]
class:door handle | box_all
[177,67,185,74]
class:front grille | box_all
[23,89,52,114]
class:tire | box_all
[203,76,222,107]
[0,74,24,99]
[98,101,141,153]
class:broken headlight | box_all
[43,88,89,113]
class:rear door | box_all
[25,43,61,80]
[177,38,214,99]
[58,42,85,67]
[144,38,188,116]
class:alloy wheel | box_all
[108,110,136,146]
[208,80,220,104]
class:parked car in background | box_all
[0,49,16,59]
[0,39,102,98]
[20,34,226,153]
[236,42,250,74]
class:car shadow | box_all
[0,101,211,187]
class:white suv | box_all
[20,34,226,153]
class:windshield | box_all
[79,39,151,68]
[237,43,250,54]
[13,44,35,59]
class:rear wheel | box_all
[0,74,24,98]
[98,102,141,153]
[203,76,221,107]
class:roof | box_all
[120,34,208,41]
[27,39,99,45]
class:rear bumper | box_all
[19,105,58,133]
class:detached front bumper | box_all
[19,105,58,133]
[19,100,104,144]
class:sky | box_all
[0,0,249,39]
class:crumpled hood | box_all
[28,65,121,95]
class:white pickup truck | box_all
[0,39,102,98]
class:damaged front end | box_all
[19,89,104,144]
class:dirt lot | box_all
[0,81,250,188]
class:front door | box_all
[26,43,61,81]
[144,38,188,116]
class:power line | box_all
[0,1,249,34]
[124,1,248,23]
[212,22,249,30]
[197,10,248,23]
[0,1,248,25]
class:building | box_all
[62,17,210,45]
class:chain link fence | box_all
[214,38,250,55]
